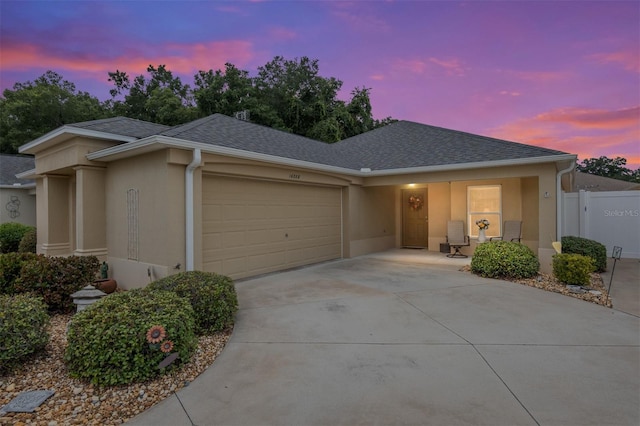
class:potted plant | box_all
[94,261,117,294]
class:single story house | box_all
[19,114,576,287]
[0,154,36,226]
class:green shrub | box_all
[0,252,39,294]
[18,228,37,253]
[65,289,197,386]
[471,241,540,279]
[561,236,607,272]
[0,294,49,373]
[146,271,238,334]
[553,253,595,286]
[0,222,34,253]
[14,255,100,313]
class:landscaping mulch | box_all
[0,316,231,426]
[461,265,612,308]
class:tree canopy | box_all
[0,71,111,153]
[577,156,640,183]
[0,57,394,153]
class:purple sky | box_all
[1,1,638,168]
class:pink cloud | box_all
[499,90,522,97]
[590,48,640,73]
[489,106,640,169]
[391,56,466,76]
[0,39,256,79]
[428,57,466,76]
[394,59,428,74]
[536,106,640,130]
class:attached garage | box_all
[202,175,343,279]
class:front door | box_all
[402,188,428,248]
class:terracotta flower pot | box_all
[94,278,117,294]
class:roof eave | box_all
[15,168,37,180]
[359,154,578,176]
[19,126,138,155]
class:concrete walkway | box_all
[128,250,640,425]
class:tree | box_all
[576,156,640,183]
[0,71,109,153]
[191,56,394,143]
[193,63,256,117]
[107,65,199,125]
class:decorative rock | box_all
[566,285,586,294]
[589,290,602,295]
[2,390,55,413]
[6,383,15,392]
[73,387,83,396]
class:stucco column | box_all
[73,166,107,257]
[538,170,558,274]
[37,174,71,256]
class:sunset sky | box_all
[1,0,638,168]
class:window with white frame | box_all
[468,185,502,238]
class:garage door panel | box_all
[202,175,342,279]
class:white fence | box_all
[562,190,640,258]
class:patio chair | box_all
[490,220,522,242]
[446,220,470,258]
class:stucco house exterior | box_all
[19,114,576,288]
[0,154,36,226]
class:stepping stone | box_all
[1,390,55,413]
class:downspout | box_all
[556,160,575,241]
[185,149,202,271]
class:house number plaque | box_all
[289,173,301,180]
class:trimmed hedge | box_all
[18,227,37,253]
[471,241,539,279]
[0,222,34,253]
[553,253,595,286]
[561,236,607,272]
[65,289,197,386]
[14,255,100,313]
[146,271,238,334]
[0,252,39,294]
[0,294,50,373]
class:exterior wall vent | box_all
[235,110,250,121]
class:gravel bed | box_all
[462,266,612,308]
[0,316,231,426]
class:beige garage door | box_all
[202,175,342,279]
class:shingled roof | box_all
[26,114,572,172]
[69,117,171,139]
[160,114,340,167]
[332,120,569,170]
[0,154,35,186]
[158,114,570,171]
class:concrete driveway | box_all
[128,250,640,426]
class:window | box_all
[468,185,501,238]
